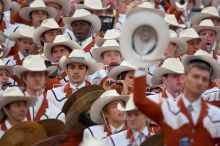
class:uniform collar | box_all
[182,95,201,111]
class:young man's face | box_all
[126,110,148,131]
[186,39,200,55]
[165,42,177,58]
[41,29,62,43]
[17,38,35,56]
[184,67,210,96]
[66,62,88,85]
[71,20,92,42]
[23,71,47,92]
[31,10,48,28]
[51,45,71,63]
[101,50,122,65]
[162,74,184,94]
[199,29,217,52]
[0,69,9,87]
[103,100,126,124]
[5,101,28,122]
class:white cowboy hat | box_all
[60,49,98,75]
[90,90,129,124]
[0,87,36,111]
[164,14,186,28]
[19,0,56,21]
[13,55,57,78]
[169,30,188,55]
[108,61,137,80]
[179,28,203,42]
[92,39,120,63]
[182,50,220,79]
[33,18,66,45]
[96,29,121,47]
[193,19,220,40]
[117,95,136,112]
[76,0,110,10]
[79,138,111,146]
[9,26,35,41]
[120,9,169,68]
[43,0,71,15]
[126,2,165,18]
[63,9,101,34]
[191,7,220,25]
[0,59,13,76]
[2,0,11,11]
[44,35,81,63]
[151,58,184,86]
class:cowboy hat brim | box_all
[43,0,71,15]
[76,4,110,10]
[44,40,81,63]
[169,37,188,55]
[151,67,184,86]
[33,26,66,45]
[127,7,165,18]
[90,95,129,124]
[108,66,135,80]
[13,65,57,78]
[63,14,101,34]
[120,10,169,68]
[19,7,57,20]
[193,25,220,40]
[62,58,97,75]
[182,54,220,79]
[191,13,220,26]
[92,46,120,63]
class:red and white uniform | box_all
[46,81,90,110]
[83,124,126,142]
[0,120,12,138]
[25,92,65,122]
[107,127,154,146]
[133,71,220,146]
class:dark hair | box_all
[117,71,128,80]
[51,45,72,54]
[0,104,10,123]
[185,59,212,77]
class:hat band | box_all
[68,57,86,60]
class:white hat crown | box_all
[3,87,25,97]
[72,9,92,18]
[117,95,136,111]
[104,29,121,40]
[102,40,119,47]
[52,35,71,44]
[179,28,200,39]
[68,49,88,59]
[99,90,121,99]
[169,30,178,38]
[83,0,105,9]
[165,14,185,28]
[120,61,137,69]
[198,19,215,27]
[30,0,47,8]
[22,55,47,71]
[161,58,184,73]
[202,6,219,17]
[194,50,212,57]
[40,18,60,28]
[15,26,35,39]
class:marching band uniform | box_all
[46,81,90,110]
[133,70,220,146]
[0,120,12,138]
[108,127,153,146]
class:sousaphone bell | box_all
[120,9,169,68]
